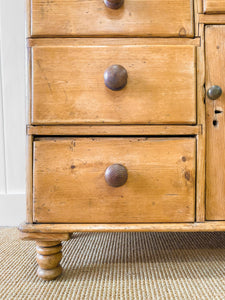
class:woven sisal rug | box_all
[0,228,224,299]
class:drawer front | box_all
[30,0,194,37]
[204,0,225,13]
[31,42,196,125]
[33,137,196,223]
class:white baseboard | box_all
[0,194,26,226]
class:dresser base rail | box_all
[19,222,225,234]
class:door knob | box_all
[207,85,222,100]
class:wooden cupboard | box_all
[19,0,225,280]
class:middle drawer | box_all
[31,39,196,125]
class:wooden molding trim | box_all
[27,125,202,136]
[27,38,201,48]
[19,231,71,241]
[199,14,225,24]
[19,222,225,233]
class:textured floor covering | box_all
[0,228,225,300]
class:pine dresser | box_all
[19,0,225,280]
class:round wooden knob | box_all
[207,85,222,100]
[105,164,128,187]
[104,0,124,9]
[104,65,128,91]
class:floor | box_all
[0,228,225,299]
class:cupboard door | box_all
[206,26,225,220]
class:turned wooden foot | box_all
[36,241,63,280]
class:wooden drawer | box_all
[31,39,196,125]
[204,0,225,13]
[33,137,196,223]
[29,0,194,38]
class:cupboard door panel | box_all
[206,25,225,220]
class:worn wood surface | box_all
[33,137,196,223]
[19,221,225,232]
[19,232,71,241]
[197,0,203,13]
[196,24,205,222]
[26,135,33,223]
[36,241,62,280]
[206,26,225,220]
[31,42,196,125]
[30,0,194,37]
[27,125,201,136]
[27,38,200,48]
[199,14,225,24]
[204,0,225,13]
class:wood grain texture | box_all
[199,14,225,24]
[204,0,225,13]
[19,232,71,241]
[28,38,201,47]
[27,125,201,136]
[19,221,225,232]
[31,42,196,125]
[30,0,194,37]
[36,241,62,280]
[26,0,31,37]
[197,0,203,13]
[205,26,225,221]
[196,24,205,222]
[26,135,33,223]
[33,137,196,223]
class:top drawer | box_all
[204,0,225,13]
[29,0,194,37]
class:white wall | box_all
[0,0,26,226]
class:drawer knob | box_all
[104,0,124,9]
[105,164,128,187]
[207,85,222,100]
[104,65,128,91]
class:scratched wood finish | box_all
[206,26,225,220]
[30,0,194,37]
[31,42,196,125]
[33,137,196,223]
[204,0,225,13]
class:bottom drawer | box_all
[33,137,196,223]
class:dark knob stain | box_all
[185,171,191,181]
